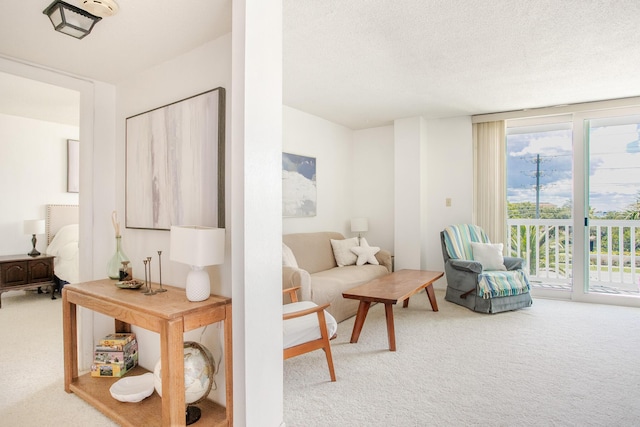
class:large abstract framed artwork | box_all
[282,152,317,217]
[125,88,226,230]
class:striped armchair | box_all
[440,224,532,314]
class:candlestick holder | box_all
[156,250,167,292]
[143,259,155,296]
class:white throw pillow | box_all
[350,238,380,266]
[330,237,359,267]
[470,242,507,271]
[282,243,298,268]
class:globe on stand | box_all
[153,341,215,425]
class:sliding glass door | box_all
[506,119,573,293]
[585,114,640,296]
[505,108,640,304]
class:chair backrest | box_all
[442,224,490,260]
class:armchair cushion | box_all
[283,301,338,349]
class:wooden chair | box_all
[283,286,337,382]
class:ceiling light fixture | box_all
[43,0,102,39]
[82,0,119,18]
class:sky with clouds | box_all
[507,123,640,215]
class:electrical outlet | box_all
[446,198,452,207]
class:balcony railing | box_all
[506,219,640,295]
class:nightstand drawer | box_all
[28,258,54,283]
[0,261,28,287]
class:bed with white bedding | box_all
[45,204,79,292]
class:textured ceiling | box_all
[2,1,640,129]
[283,0,640,129]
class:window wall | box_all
[475,99,640,307]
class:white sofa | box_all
[282,232,392,323]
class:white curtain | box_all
[472,121,506,246]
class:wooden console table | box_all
[0,254,55,308]
[62,279,232,427]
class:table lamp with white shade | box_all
[24,219,46,257]
[170,226,225,302]
[350,217,368,245]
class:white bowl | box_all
[109,372,155,403]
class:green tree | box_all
[623,193,640,220]
[508,201,572,220]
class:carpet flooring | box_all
[2,287,639,426]
[283,289,640,426]
[0,290,116,427]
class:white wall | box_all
[0,113,79,256]
[283,106,355,236]
[423,116,473,287]
[282,111,474,290]
[353,125,395,253]
[394,117,427,270]
[282,108,475,275]
[114,34,232,405]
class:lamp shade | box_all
[170,226,225,267]
[24,219,45,236]
[350,217,369,233]
[171,226,225,302]
[43,0,102,39]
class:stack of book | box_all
[91,333,139,378]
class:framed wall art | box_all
[125,87,226,230]
[282,152,316,217]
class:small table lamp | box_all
[24,219,46,257]
[170,226,225,302]
[351,217,368,245]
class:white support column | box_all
[394,117,426,270]
[232,0,283,425]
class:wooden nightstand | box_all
[0,254,55,308]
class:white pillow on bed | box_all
[46,224,79,253]
[46,224,80,283]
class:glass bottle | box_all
[107,235,130,279]
[119,261,132,281]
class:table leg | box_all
[224,304,233,426]
[384,303,396,351]
[350,300,371,343]
[62,292,77,393]
[402,298,410,308]
[161,318,185,427]
[425,283,439,311]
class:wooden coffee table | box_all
[342,269,444,351]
